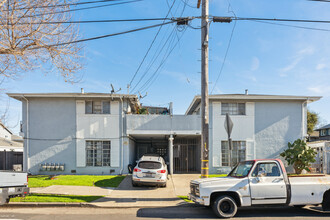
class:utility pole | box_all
[200,0,209,179]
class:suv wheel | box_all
[132,181,138,187]
[212,195,237,218]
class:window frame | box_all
[85,140,111,167]
[250,162,282,177]
[320,129,327,137]
[221,140,247,167]
[85,100,111,114]
[221,102,246,115]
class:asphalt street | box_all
[0,205,330,220]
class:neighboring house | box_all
[8,92,320,175]
[315,124,330,141]
[307,141,330,174]
[0,122,23,171]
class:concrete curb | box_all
[3,202,200,209]
[3,202,95,208]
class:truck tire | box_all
[322,190,330,211]
[5,198,10,204]
[212,195,238,218]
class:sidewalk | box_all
[10,174,200,208]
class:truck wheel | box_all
[322,190,330,211]
[5,198,10,204]
[212,195,237,218]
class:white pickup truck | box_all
[0,171,29,204]
[189,159,330,218]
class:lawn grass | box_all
[207,174,227,178]
[199,174,227,178]
[10,194,102,203]
[28,175,126,188]
[178,196,193,203]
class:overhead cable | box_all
[29,21,176,49]
[128,0,176,88]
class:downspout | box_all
[302,100,308,140]
[21,95,29,173]
[120,96,124,174]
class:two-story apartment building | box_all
[8,92,320,175]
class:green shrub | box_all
[280,139,316,174]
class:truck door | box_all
[249,162,287,205]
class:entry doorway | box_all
[173,138,200,173]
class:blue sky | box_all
[2,0,330,133]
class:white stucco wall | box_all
[23,98,77,174]
[76,100,122,173]
[254,101,304,160]
[209,100,305,174]
[209,101,255,174]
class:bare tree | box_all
[0,0,83,82]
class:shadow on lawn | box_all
[94,176,126,188]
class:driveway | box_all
[91,174,200,207]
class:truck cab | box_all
[189,159,330,218]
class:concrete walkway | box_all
[28,174,201,208]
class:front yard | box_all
[11,194,102,203]
[28,175,126,188]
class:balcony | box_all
[126,115,201,136]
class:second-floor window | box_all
[221,103,245,115]
[85,101,110,114]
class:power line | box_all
[29,21,176,49]
[308,0,330,2]
[128,0,177,89]
[3,17,173,25]
[2,0,122,11]
[130,0,190,94]
[131,26,177,94]
[211,2,237,94]
[138,26,188,94]
[250,20,330,32]
[179,0,197,8]
[234,17,330,24]
[19,0,142,19]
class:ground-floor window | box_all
[86,140,111,166]
[221,141,246,166]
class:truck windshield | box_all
[228,161,254,178]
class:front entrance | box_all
[173,138,200,173]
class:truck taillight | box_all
[134,168,141,172]
[157,170,166,173]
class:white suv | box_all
[132,155,168,187]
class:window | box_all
[221,103,245,115]
[85,101,110,114]
[138,161,162,169]
[251,162,281,177]
[221,141,246,166]
[320,129,327,137]
[86,141,111,166]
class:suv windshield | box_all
[228,161,254,178]
[138,161,162,169]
